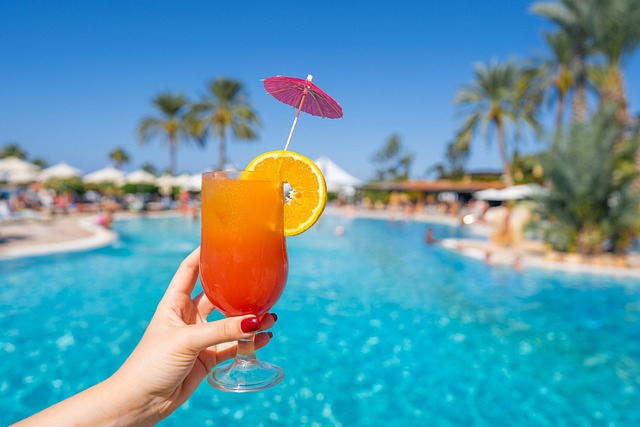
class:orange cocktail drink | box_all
[200,170,288,392]
[200,171,288,317]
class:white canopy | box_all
[156,173,182,195]
[39,161,82,181]
[83,166,125,184]
[0,156,40,184]
[474,184,546,201]
[173,172,193,188]
[314,156,362,195]
[125,169,156,184]
[182,173,202,191]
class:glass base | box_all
[207,359,284,392]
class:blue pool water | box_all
[1,214,640,426]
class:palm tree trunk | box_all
[571,56,588,123]
[603,67,629,126]
[553,94,566,150]
[217,131,226,171]
[169,138,177,176]
[495,120,513,186]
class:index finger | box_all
[165,246,201,297]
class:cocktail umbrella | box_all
[263,75,343,150]
[39,161,82,181]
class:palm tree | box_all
[141,162,157,176]
[590,0,640,125]
[0,142,27,159]
[191,78,260,171]
[370,134,414,181]
[524,31,574,137]
[138,92,199,175]
[452,60,538,186]
[535,104,640,254]
[531,0,595,123]
[109,147,130,168]
[31,157,48,169]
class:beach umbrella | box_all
[84,166,125,184]
[0,156,40,184]
[263,74,343,150]
[314,156,362,195]
[125,169,156,185]
[39,161,82,181]
[172,172,193,188]
[474,184,546,201]
[181,174,202,192]
[6,170,39,184]
[473,188,505,201]
[155,173,178,195]
[498,183,546,200]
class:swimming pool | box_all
[1,214,639,426]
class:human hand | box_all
[13,247,276,427]
[110,246,276,422]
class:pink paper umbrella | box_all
[263,74,343,150]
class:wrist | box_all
[99,373,165,427]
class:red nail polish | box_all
[267,332,273,338]
[240,317,261,333]
[271,313,278,323]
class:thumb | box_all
[187,315,260,351]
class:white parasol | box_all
[39,161,82,181]
[0,156,40,184]
[83,166,126,184]
[125,169,157,185]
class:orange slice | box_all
[246,150,327,236]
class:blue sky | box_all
[2,1,640,181]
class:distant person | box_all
[513,255,523,271]
[96,210,113,229]
[179,189,190,215]
[425,226,438,244]
[484,250,492,265]
[335,225,345,236]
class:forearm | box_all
[12,374,163,427]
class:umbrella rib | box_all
[308,92,324,117]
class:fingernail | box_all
[240,317,261,333]
[267,332,273,339]
[271,313,278,323]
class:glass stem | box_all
[235,337,257,365]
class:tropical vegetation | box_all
[370,134,414,182]
[534,104,640,254]
[109,147,131,168]
[189,78,261,171]
[0,143,27,159]
[526,0,640,255]
[431,0,640,255]
[452,60,539,186]
[138,92,201,175]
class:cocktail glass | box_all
[200,170,288,392]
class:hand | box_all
[114,246,276,419]
[13,247,275,427]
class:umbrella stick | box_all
[283,91,308,151]
[283,115,298,151]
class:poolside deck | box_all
[0,214,117,259]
